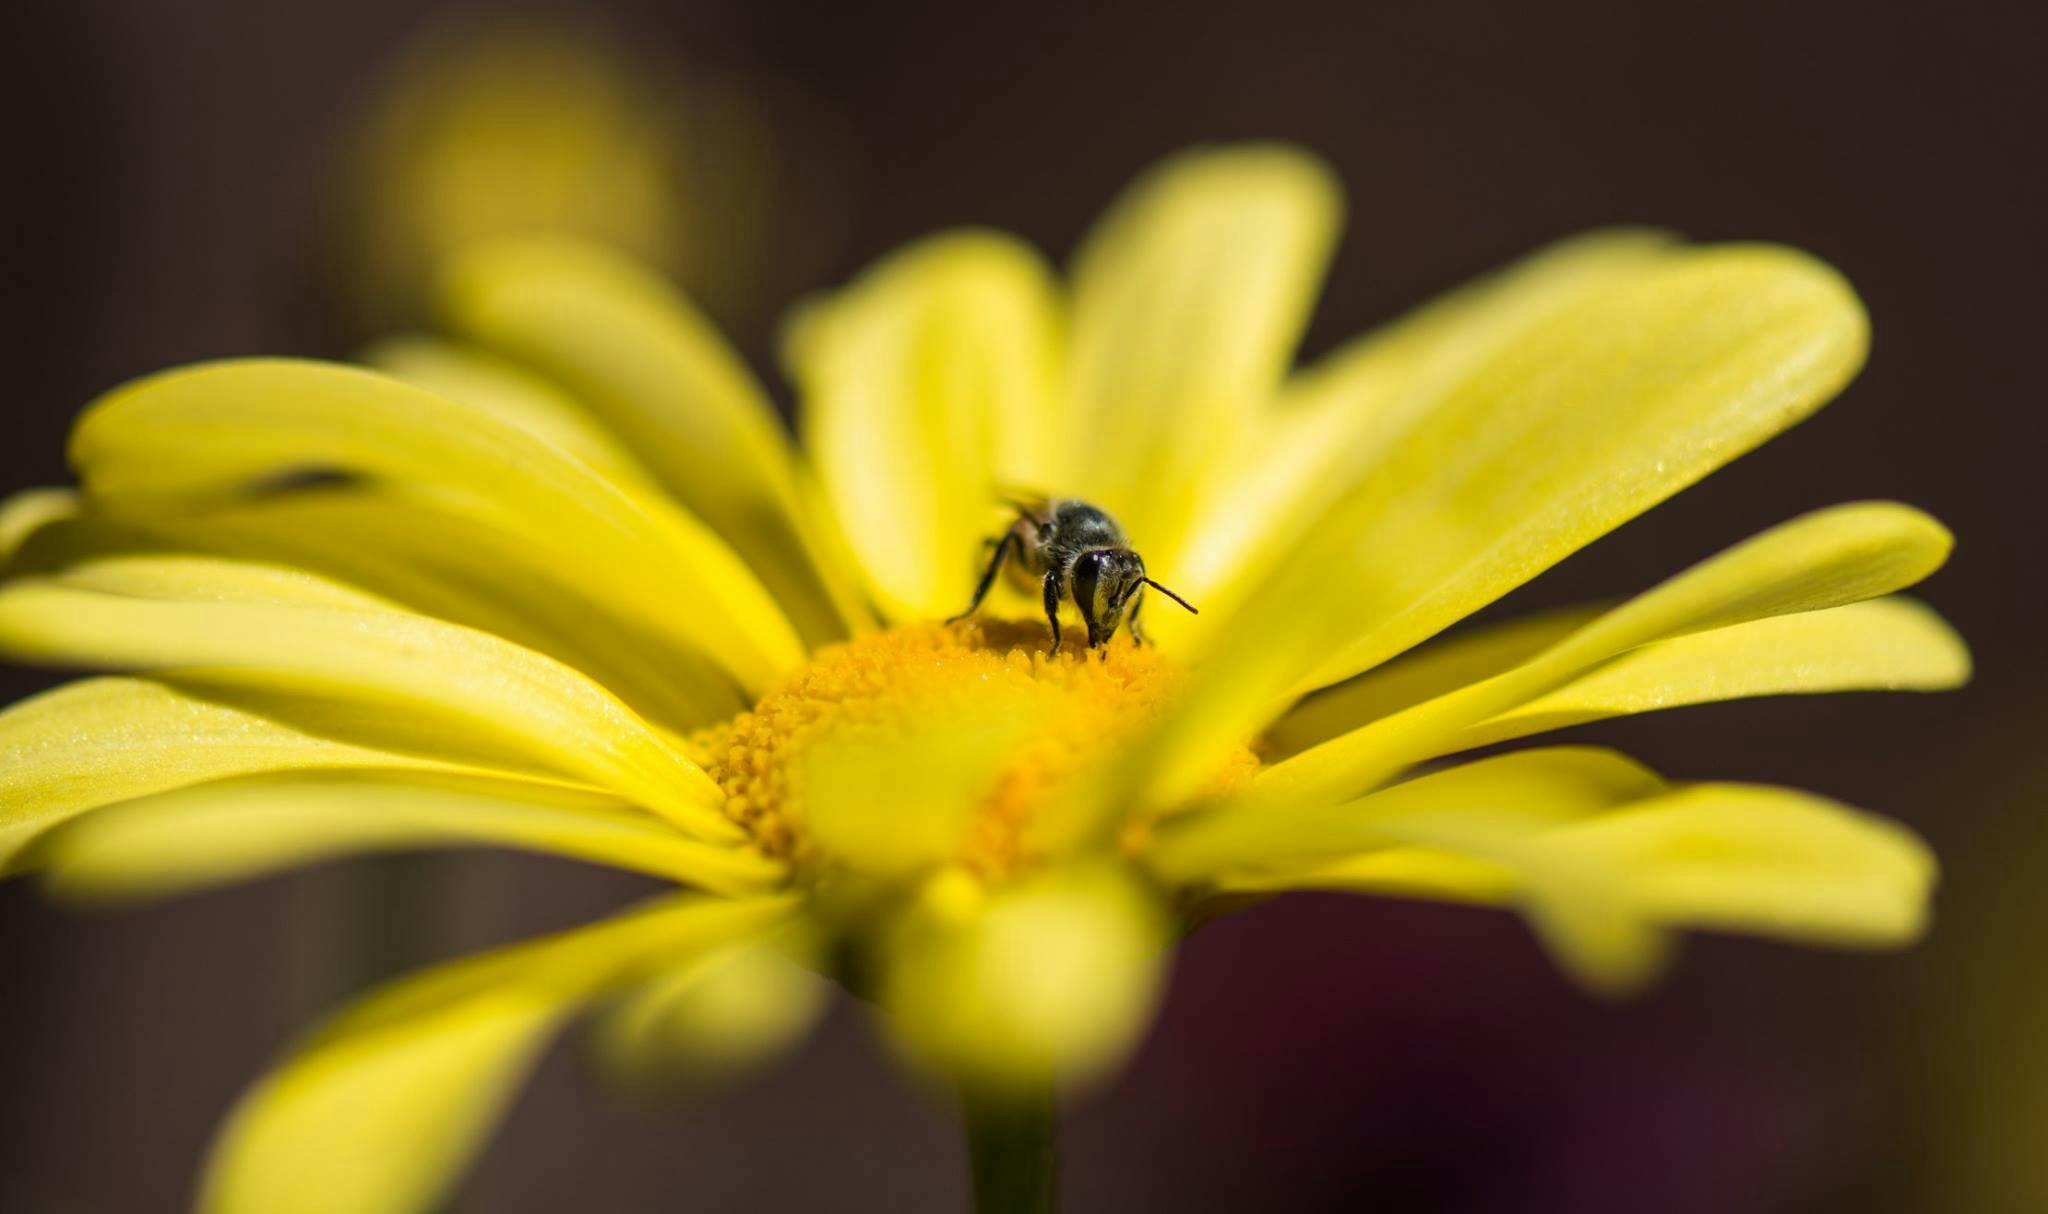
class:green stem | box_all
[961,1087,1059,1214]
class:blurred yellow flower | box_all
[344,23,681,328]
[0,145,1966,1213]
[340,19,845,334]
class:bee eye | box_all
[1071,551,1106,604]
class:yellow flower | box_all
[344,22,685,329]
[0,145,1966,1213]
[339,18,844,336]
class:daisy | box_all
[0,144,1965,1213]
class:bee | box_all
[949,496,1196,653]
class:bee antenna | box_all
[1142,578,1198,614]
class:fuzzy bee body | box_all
[950,496,1196,653]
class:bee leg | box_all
[949,531,1018,623]
[1042,570,1064,655]
[1128,588,1149,647]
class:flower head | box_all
[0,145,1965,1213]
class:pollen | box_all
[688,619,1258,878]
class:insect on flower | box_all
[950,495,1197,651]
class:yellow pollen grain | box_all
[687,619,1258,876]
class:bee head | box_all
[1071,549,1147,646]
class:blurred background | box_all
[2,1,2043,1210]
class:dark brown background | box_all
[3,1,2043,1210]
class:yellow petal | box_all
[37,770,782,901]
[0,676,457,870]
[1298,244,1872,691]
[444,238,871,645]
[70,358,800,694]
[1269,595,1966,762]
[125,483,745,730]
[202,895,792,1214]
[1460,596,1970,751]
[1210,778,1931,996]
[1286,229,1682,415]
[0,487,79,567]
[1264,605,1603,758]
[0,555,736,839]
[18,549,405,608]
[1244,836,1676,994]
[1552,783,1935,945]
[1062,145,1340,553]
[790,231,1062,621]
[1516,867,1674,996]
[1149,746,1665,884]
[64,352,739,726]
[879,863,1167,1094]
[595,930,828,1089]
[1163,229,1679,619]
[363,335,654,485]
[1247,502,1952,815]
[1193,752,1680,992]
[1132,245,1872,810]
[1504,782,1933,993]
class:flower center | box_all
[690,619,1257,878]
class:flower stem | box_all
[961,1087,1059,1214]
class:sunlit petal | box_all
[1550,783,1935,945]
[203,895,793,1214]
[1298,244,1873,691]
[364,335,655,485]
[444,239,871,644]
[70,358,801,693]
[1149,746,1665,883]
[38,770,782,901]
[1460,596,1969,750]
[118,485,746,730]
[1164,229,1679,615]
[1269,595,1966,760]
[1265,605,1601,758]
[790,232,1062,621]
[0,676,461,870]
[1063,144,1341,553]
[1205,775,1929,995]
[1132,245,1872,808]
[0,555,735,839]
[1249,502,1952,812]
